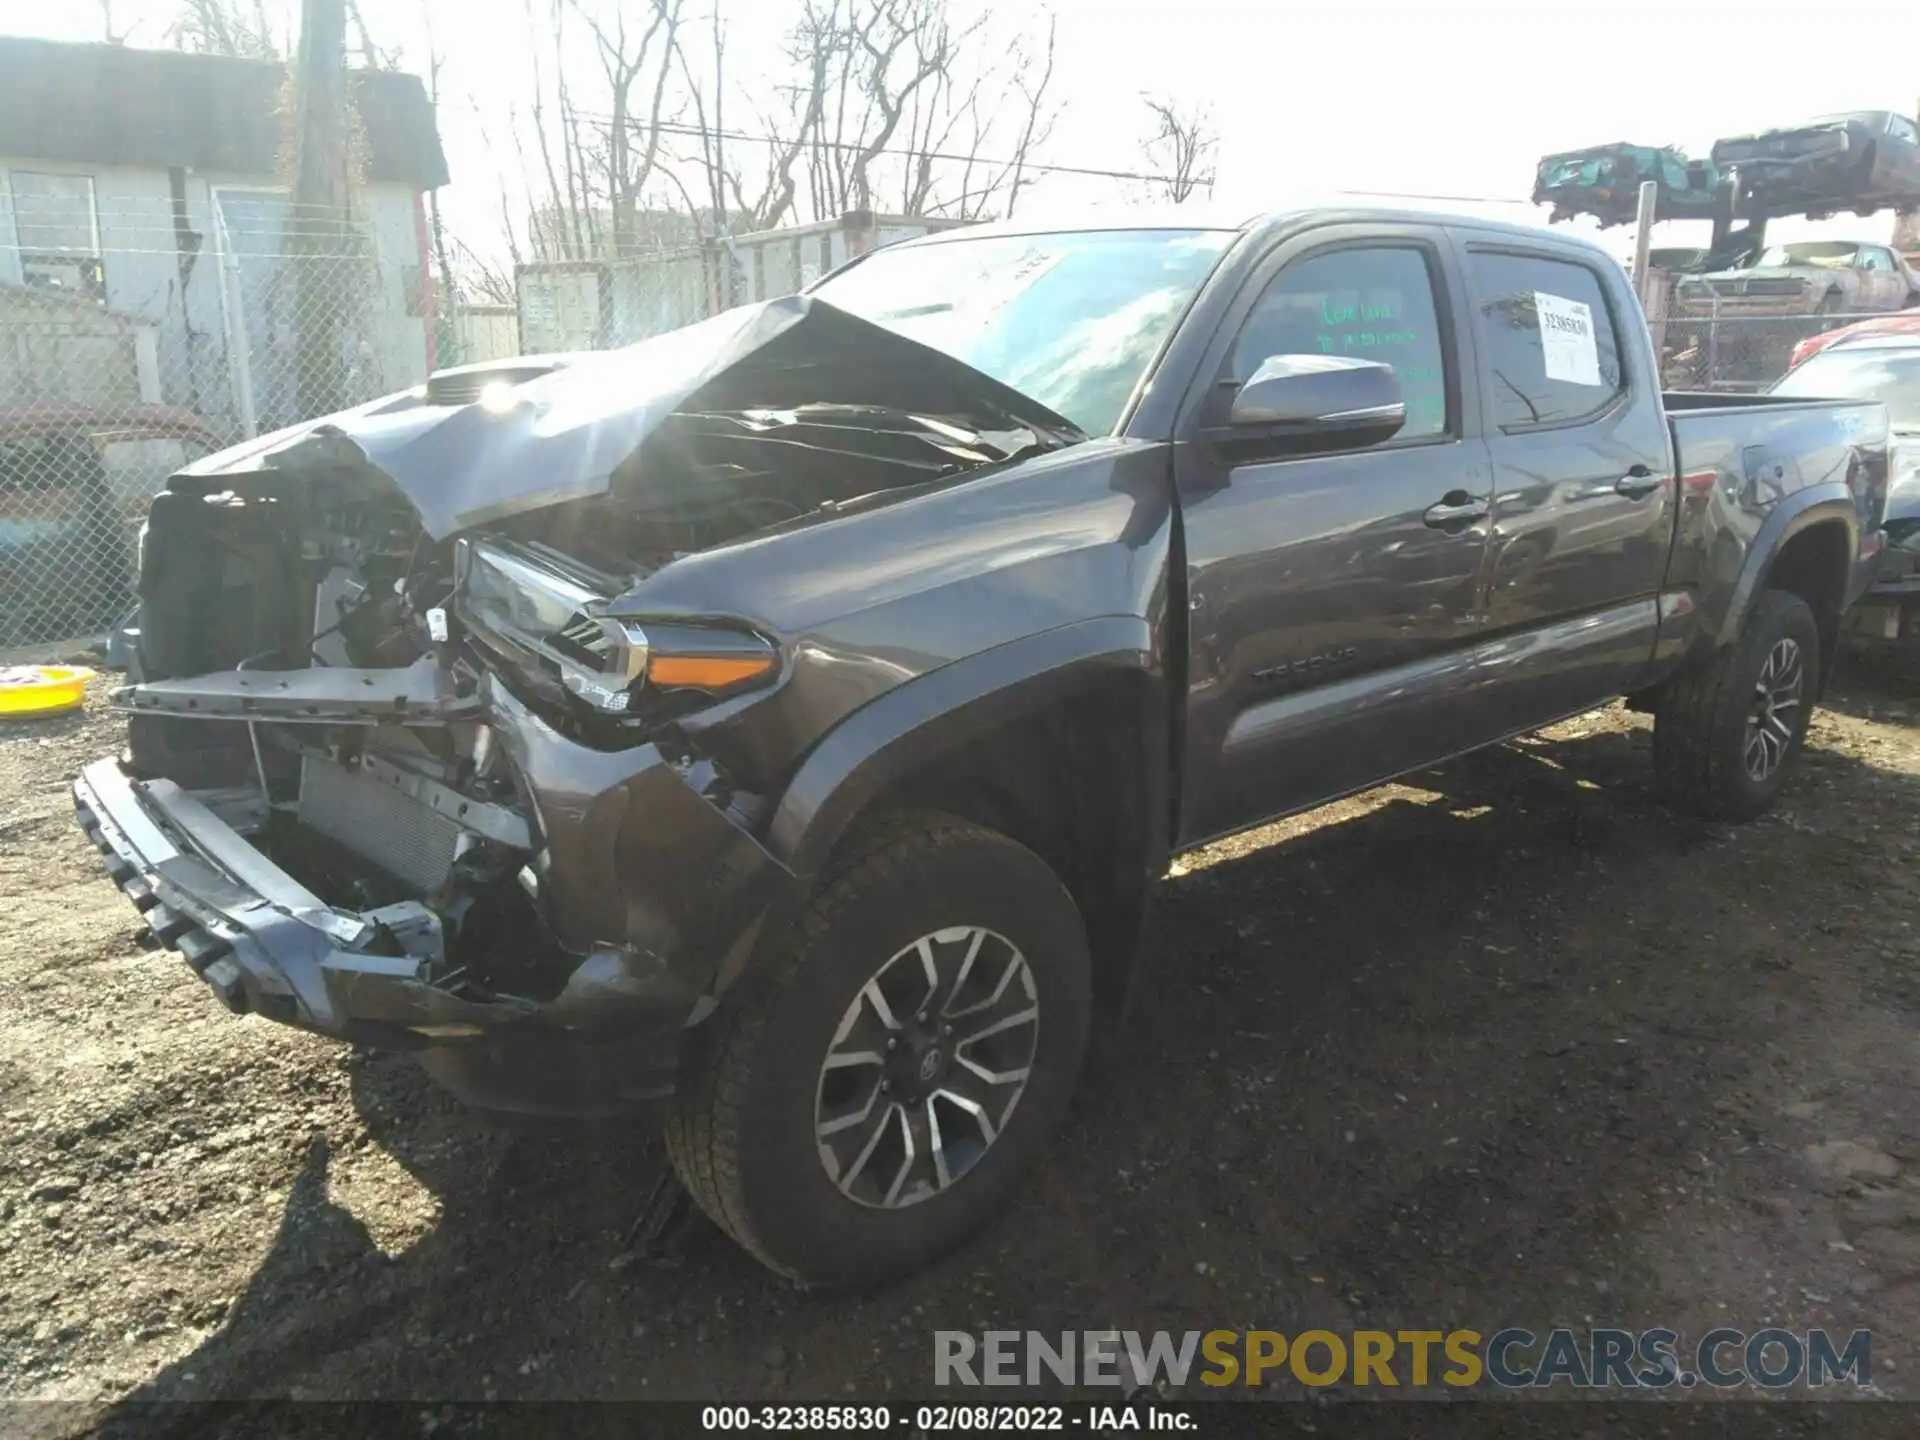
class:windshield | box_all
[810,228,1238,435]
[1757,242,1860,268]
[1772,345,1920,428]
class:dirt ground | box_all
[2,651,1918,1422]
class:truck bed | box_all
[1663,391,1887,479]
[1660,391,1889,639]
[1661,390,1880,413]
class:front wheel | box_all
[664,811,1092,1289]
[1653,589,1820,821]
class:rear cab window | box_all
[1465,250,1625,431]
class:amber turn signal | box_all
[646,653,777,690]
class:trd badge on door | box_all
[1253,646,1360,685]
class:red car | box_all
[1786,311,1920,372]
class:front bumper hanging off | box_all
[74,756,516,1037]
[72,681,794,1116]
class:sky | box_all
[3,0,1914,264]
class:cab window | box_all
[1230,246,1451,441]
[1466,250,1625,430]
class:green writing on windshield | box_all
[1322,296,1397,325]
[1304,290,1445,434]
[1318,329,1420,353]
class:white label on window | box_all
[1535,291,1601,385]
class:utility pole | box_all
[290,0,352,420]
[1629,180,1668,362]
[1630,180,1658,303]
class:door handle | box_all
[1423,494,1490,528]
[1614,465,1663,499]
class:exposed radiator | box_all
[298,752,463,892]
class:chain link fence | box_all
[0,199,960,654]
[510,214,967,354]
[1,197,418,652]
[512,252,709,355]
[1655,308,1891,394]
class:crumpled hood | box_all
[173,295,1086,541]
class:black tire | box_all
[1653,589,1820,821]
[663,810,1092,1289]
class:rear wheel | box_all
[664,811,1092,1289]
[1653,589,1820,821]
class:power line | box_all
[438,98,1187,188]
[436,97,1543,207]
[648,116,1187,187]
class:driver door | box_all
[1173,225,1496,845]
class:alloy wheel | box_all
[814,925,1040,1210]
[1743,636,1804,782]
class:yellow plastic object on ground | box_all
[0,664,91,718]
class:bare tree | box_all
[568,0,686,256]
[1140,94,1217,204]
[713,0,1058,229]
[415,6,463,365]
[709,6,834,231]
[934,11,1055,221]
[516,0,589,260]
[344,0,402,68]
[469,97,539,269]
[440,0,1066,306]
[671,7,750,235]
[778,0,968,219]
[168,0,284,58]
[446,236,519,306]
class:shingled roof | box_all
[0,37,448,190]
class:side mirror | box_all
[1223,354,1406,452]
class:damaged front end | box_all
[74,296,1083,1115]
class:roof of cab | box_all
[880,203,1611,261]
[879,204,1260,245]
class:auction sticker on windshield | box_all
[1535,290,1601,385]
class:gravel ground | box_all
[2,654,1918,1423]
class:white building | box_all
[0,37,449,438]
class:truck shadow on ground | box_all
[1823,643,1920,724]
[97,699,1920,1415]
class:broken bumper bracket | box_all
[71,757,518,1040]
[71,756,709,1115]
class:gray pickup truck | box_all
[73,209,1889,1288]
